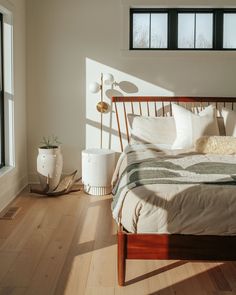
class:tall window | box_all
[0,13,4,168]
[130,8,236,50]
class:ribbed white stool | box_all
[82,148,116,196]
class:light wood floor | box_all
[0,188,236,295]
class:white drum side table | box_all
[82,148,116,196]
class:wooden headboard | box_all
[112,96,236,152]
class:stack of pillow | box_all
[128,104,236,154]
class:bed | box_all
[111,96,236,286]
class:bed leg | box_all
[117,230,126,286]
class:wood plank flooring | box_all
[0,188,236,295]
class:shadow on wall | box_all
[105,80,138,149]
[87,49,236,98]
[86,57,174,151]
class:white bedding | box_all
[112,144,236,235]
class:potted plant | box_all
[37,135,63,191]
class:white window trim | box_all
[0,2,15,173]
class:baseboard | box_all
[0,175,28,213]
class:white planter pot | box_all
[37,146,63,191]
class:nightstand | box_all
[82,148,116,196]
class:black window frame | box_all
[0,13,4,168]
[130,8,236,50]
[177,10,214,50]
[130,8,170,50]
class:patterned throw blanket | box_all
[112,144,236,219]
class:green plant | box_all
[40,135,61,149]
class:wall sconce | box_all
[89,73,114,149]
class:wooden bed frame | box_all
[112,96,236,286]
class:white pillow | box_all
[127,114,176,145]
[172,104,219,149]
[221,108,236,136]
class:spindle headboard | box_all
[112,96,236,152]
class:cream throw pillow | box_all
[221,108,236,137]
[195,136,236,155]
[172,104,219,149]
[127,114,176,145]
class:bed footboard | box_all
[117,229,126,286]
[117,227,236,286]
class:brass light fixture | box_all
[96,101,109,113]
[89,73,114,148]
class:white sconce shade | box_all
[89,82,100,93]
[104,73,114,85]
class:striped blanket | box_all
[112,144,236,221]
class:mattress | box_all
[112,143,236,235]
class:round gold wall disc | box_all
[96,101,109,113]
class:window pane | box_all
[133,13,150,48]
[178,13,195,48]
[224,13,236,48]
[0,17,2,167]
[196,13,213,48]
[151,13,168,48]
[0,101,2,165]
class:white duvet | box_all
[112,144,236,235]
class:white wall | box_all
[26,0,236,181]
[0,0,27,211]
